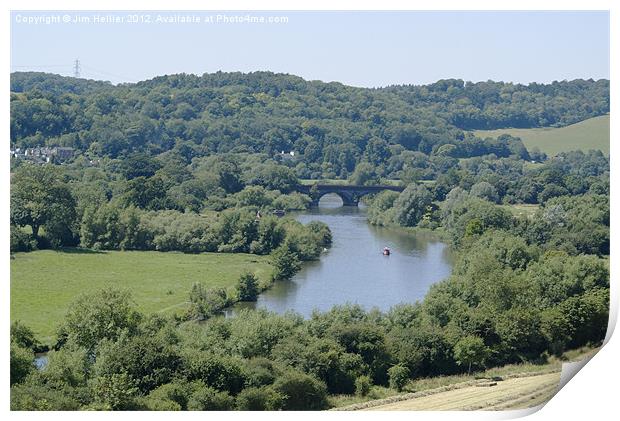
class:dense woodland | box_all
[10,72,608,179]
[10,72,610,410]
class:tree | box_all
[355,375,372,396]
[11,321,42,351]
[237,271,260,301]
[10,163,77,246]
[59,288,142,352]
[349,162,378,186]
[470,181,499,203]
[388,364,410,391]
[90,373,138,410]
[10,341,34,385]
[235,387,285,410]
[271,245,302,281]
[187,386,235,410]
[189,284,229,319]
[363,137,391,166]
[453,335,489,374]
[392,184,432,227]
[272,371,329,410]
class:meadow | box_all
[10,249,272,344]
[473,114,609,157]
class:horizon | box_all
[11,11,609,87]
[9,69,611,89]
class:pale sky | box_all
[10,10,610,87]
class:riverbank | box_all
[236,203,454,317]
[10,249,273,345]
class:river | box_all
[233,194,454,316]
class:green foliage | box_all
[10,163,77,246]
[187,385,235,410]
[349,162,379,186]
[11,382,83,410]
[453,336,489,374]
[90,373,138,410]
[93,333,182,393]
[189,284,229,319]
[59,287,141,352]
[367,190,400,226]
[392,184,432,227]
[7,71,611,411]
[10,341,34,385]
[235,387,285,410]
[355,375,372,396]
[181,351,246,395]
[11,320,42,351]
[388,364,411,391]
[10,225,37,252]
[43,346,90,388]
[272,371,329,410]
[271,245,302,281]
[237,271,259,301]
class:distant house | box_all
[11,146,75,164]
[276,150,297,162]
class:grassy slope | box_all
[473,114,609,157]
[10,249,272,344]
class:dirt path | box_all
[364,372,561,411]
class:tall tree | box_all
[11,163,76,245]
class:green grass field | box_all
[500,204,539,219]
[473,114,609,157]
[11,250,272,344]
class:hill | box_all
[474,114,609,157]
[10,72,609,178]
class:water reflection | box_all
[232,195,453,317]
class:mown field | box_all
[331,346,597,410]
[474,114,609,157]
[365,372,561,411]
[10,250,272,344]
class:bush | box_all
[187,386,235,411]
[11,382,82,410]
[272,371,329,410]
[11,321,43,351]
[271,245,301,281]
[237,271,260,301]
[388,364,410,391]
[90,373,138,410]
[235,387,285,410]
[10,341,34,386]
[355,375,372,397]
[189,284,229,319]
[10,225,37,252]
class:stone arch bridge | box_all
[296,184,405,207]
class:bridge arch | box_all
[315,190,359,207]
[296,184,405,207]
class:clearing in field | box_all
[473,114,609,157]
[10,249,272,344]
[500,203,539,219]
